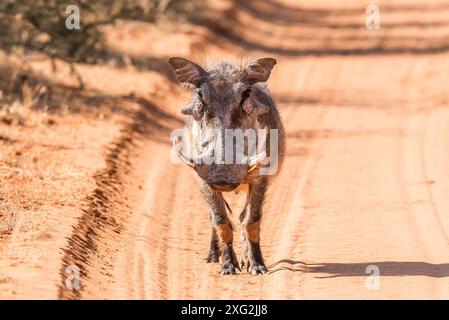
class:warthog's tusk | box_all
[246,150,267,173]
[247,164,258,173]
[173,136,195,168]
[247,151,266,165]
[247,131,267,166]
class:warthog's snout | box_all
[200,165,244,192]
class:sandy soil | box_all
[2,0,449,299]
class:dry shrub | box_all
[0,0,206,63]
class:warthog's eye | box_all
[197,89,204,101]
[240,88,255,114]
[240,89,251,107]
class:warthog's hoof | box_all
[241,250,267,275]
[220,259,241,275]
[220,266,237,275]
[241,257,267,275]
[219,244,240,275]
[249,263,267,276]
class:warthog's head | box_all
[169,57,277,192]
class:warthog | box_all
[168,57,285,275]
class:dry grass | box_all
[0,82,47,126]
[0,110,121,241]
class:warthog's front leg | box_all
[240,178,268,275]
[200,182,239,275]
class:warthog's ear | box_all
[168,57,207,87]
[242,58,277,85]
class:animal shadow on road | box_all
[269,259,449,278]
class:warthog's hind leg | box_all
[206,227,220,263]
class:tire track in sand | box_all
[58,99,182,299]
